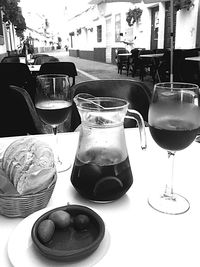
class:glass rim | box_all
[154,82,199,90]
[75,95,129,111]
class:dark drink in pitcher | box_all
[70,148,133,202]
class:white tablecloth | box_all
[1,128,200,267]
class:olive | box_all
[73,214,90,230]
[49,210,71,229]
[37,219,55,243]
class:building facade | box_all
[67,0,200,64]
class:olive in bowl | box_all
[31,204,105,261]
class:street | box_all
[45,49,154,93]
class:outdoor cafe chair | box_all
[1,55,20,63]
[138,49,155,81]
[70,79,152,131]
[39,62,78,86]
[0,83,42,137]
[31,53,49,60]
[6,85,72,136]
[157,49,185,82]
[33,55,59,65]
[180,48,200,86]
[128,48,142,78]
[115,48,130,75]
[0,62,36,102]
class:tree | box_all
[0,0,26,38]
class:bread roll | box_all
[2,137,56,195]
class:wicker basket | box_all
[0,174,57,218]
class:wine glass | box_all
[35,74,72,173]
[148,82,200,215]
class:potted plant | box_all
[126,7,143,27]
[174,0,194,11]
[76,28,81,36]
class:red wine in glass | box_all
[148,82,200,215]
[36,100,72,126]
[35,74,72,173]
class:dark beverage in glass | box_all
[70,148,133,202]
[35,74,72,172]
[36,100,72,126]
[149,119,199,151]
[148,82,200,215]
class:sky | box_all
[19,0,90,37]
[20,0,90,19]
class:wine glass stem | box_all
[52,126,62,165]
[164,151,176,199]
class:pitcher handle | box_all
[126,109,147,150]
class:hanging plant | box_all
[174,0,194,11]
[76,28,81,35]
[126,7,143,27]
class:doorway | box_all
[151,6,159,50]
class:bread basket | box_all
[0,174,57,218]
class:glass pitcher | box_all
[70,94,147,202]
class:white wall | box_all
[67,1,200,52]
[175,0,199,48]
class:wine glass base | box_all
[55,159,71,173]
[148,192,190,215]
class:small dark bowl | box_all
[31,204,105,261]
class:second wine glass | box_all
[148,82,200,215]
[35,74,72,173]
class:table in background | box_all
[185,56,200,61]
[1,128,200,266]
[28,65,41,73]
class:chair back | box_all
[0,84,42,137]
[0,63,36,101]
[71,79,151,131]
[180,49,200,85]
[158,49,185,82]
[1,56,20,63]
[39,62,78,86]
[32,53,49,60]
[12,85,72,135]
[34,55,59,65]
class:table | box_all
[117,53,132,57]
[28,65,41,73]
[185,56,200,61]
[139,53,164,59]
[1,128,200,266]
[139,53,164,83]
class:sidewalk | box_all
[47,50,154,93]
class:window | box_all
[115,14,121,42]
[97,25,102,42]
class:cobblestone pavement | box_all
[46,50,154,93]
